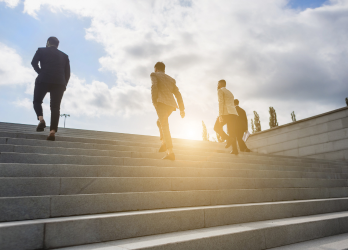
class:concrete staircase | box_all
[1,122,348,250]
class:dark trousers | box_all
[236,128,248,151]
[33,82,65,132]
[156,103,174,149]
[214,115,229,141]
[214,114,239,152]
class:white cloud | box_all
[1,43,152,118]
[4,0,348,137]
[0,0,20,8]
[13,97,32,109]
[0,42,36,86]
[61,74,152,117]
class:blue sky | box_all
[288,0,328,9]
[0,0,347,140]
[0,4,113,84]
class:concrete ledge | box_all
[0,176,347,197]
[0,144,328,166]
[1,164,347,179]
[2,152,348,175]
[2,188,348,222]
[248,107,348,161]
[1,200,348,249]
[40,211,348,250]
[268,232,348,249]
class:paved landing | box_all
[270,233,348,249]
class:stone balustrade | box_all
[247,107,348,161]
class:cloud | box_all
[61,74,152,117]
[4,0,348,136]
[0,42,36,86]
[0,0,20,8]
[0,43,151,118]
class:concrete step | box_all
[2,187,348,222]
[1,137,347,169]
[1,122,347,249]
[0,129,226,151]
[52,211,348,250]
[1,152,347,175]
[1,176,347,197]
[268,232,348,249]
[2,163,348,179]
[0,133,229,155]
[0,128,346,167]
[0,137,308,164]
[1,122,346,166]
[1,201,348,250]
[3,143,348,173]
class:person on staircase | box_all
[234,99,251,152]
[214,79,239,155]
[151,62,185,160]
[31,37,70,141]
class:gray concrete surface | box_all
[1,122,348,249]
[248,107,348,161]
[54,212,348,250]
[269,232,348,249]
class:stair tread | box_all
[1,198,347,226]
[53,211,348,250]
[1,122,347,249]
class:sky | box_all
[0,0,347,141]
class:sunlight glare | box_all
[184,122,201,140]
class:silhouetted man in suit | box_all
[31,37,70,141]
[214,79,239,155]
[234,99,251,152]
[151,62,185,160]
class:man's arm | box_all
[218,89,224,117]
[31,49,41,74]
[173,83,185,111]
[150,73,158,107]
[65,56,71,86]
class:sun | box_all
[186,128,197,139]
[183,122,201,140]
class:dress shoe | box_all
[36,120,46,132]
[159,144,167,152]
[46,134,55,141]
[230,150,238,155]
[162,153,175,161]
[244,148,251,152]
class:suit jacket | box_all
[218,87,238,116]
[236,106,248,131]
[150,72,185,111]
[31,47,70,86]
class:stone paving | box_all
[0,122,348,249]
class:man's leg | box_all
[236,129,248,151]
[227,114,238,154]
[156,104,173,150]
[157,119,164,141]
[33,82,47,121]
[49,84,65,133]
[156,118,167,152]
[214,116,228,141]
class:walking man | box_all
[31,37,70,141]
[214,79,239,155]
[234,99,251,152]
[151,62,185,160]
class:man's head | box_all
[154,62,165,72]
[46,37,59,48]
[217,79,226,90]
[234,99,239,106]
